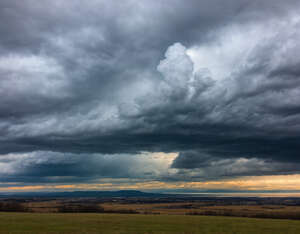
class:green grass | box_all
[0,213,299,234]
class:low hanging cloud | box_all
[0,151,177,183]
[171,151,300,179]
[0,0,300,185]
[0,151,299,185]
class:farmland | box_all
[1,196,300,233]
[1,195,300,219]
[13,196,300,220]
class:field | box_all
[1,196,300,233]
[0,212,300,234]
[99,202,300,219]
[19,197,300,220]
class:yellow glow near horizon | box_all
[1,174,300,192]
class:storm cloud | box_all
[1,0,300,186]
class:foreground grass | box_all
[0,213,300,234]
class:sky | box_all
[1,0,300,192]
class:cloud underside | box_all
[1,0,300,185]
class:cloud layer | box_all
[1,0,300,186]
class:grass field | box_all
[100,202,300,218]
[0,213,300,234]
[23,200,300,219]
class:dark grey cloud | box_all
[171,151,300,180]
[0,151,174,183]
[1,0,300,184]
[0,150,299,184]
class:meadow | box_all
[23,198,300,219]
[0,212,300,234]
